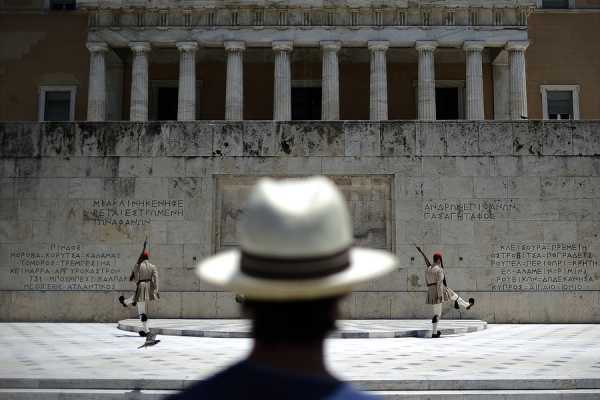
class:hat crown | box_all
[239,177,353,258]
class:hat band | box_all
[240,248,351,280]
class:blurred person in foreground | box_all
[169,176,398,400]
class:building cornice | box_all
[533,9,600,14]
[77,1,537,10]
[84,6,535,30]
[87,26,528,48]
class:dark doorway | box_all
[157,87,178,120]
[435,87,460,120]
[292,87,322,120]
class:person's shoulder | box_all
[327,384,376,400]
[165,361,245,400]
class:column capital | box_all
[86,42,109,53]
[272,41,293,52]
[129,41,151,54]
[463,41,485,52]
[367,40,389,52]
[505,41,529,52]
[176,41,198,52]
[320,41,341,52]
[224,41,246,52]
[415,41,438,52]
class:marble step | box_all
[2,378,599,391]
[2,389,600,400]
[117,318,487,338]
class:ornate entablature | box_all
[78,0,537,29]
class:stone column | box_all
[86,42,108,121]
[129,42,151,121]
[492,50,510,120]
[368,41,389,121]
[464,41,485,120]
[321,41,341,120]
[506,41,529,120]
[416,41,437,121]
[273,41,293,121]
[225,41,245,121]
[176,41,198,121]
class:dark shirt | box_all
[169,359,374,400]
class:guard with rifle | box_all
[415,246,475,338]
[119,237,160,346]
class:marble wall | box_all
[1,120,599,322]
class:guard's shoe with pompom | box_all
[467,298,475,310]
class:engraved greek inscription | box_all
[5,243,126,291]
[490,243,598,292]
[83,199,184,226]
[423,199,518,221]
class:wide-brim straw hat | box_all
[196,176,399,301]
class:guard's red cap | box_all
[433,252,443,259]
[142,250,149,257]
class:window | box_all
[374,9,383,26]
[158,10,168,28]
[444,9,455,25]
[207,11,215,26]
[279,9,288,26]
[88,11,98,27]
[303,11,311,26]
[136,11,145,27]
[396,10,406,25]
[50,0,76,11]
[469,8,479,25]
[38,85,77,121]
[542,0,570,8]
[351,9,360,26]
[111,12,120,27]
[183,10,192,28]
[518,7,530,25]
[255,9,264,25]
[493,8,503,26]
[327,10,336,26]
[421,9,431,26]
[541,85,580,120]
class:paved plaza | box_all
[117,318,487,338]
[1,322,599,399]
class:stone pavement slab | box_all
[117,319,487,338]
[0,323,599,398]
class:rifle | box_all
[415,245,448,287]
[414,245,431,267]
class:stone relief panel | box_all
[214,175,394,253]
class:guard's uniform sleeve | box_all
[436,268,445,300]
[151,265,159,296]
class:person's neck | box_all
[247,339,333,378]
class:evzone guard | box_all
[119,239,160,346]
[416,246,475,338]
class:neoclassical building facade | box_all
[1,0,599,122]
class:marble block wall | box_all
[1,121,600,322]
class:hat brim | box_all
[196,247,399,301]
